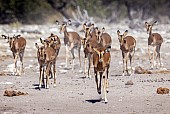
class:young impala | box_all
[117,30,136,76]
[2,35,26,75]
[40,33,61,79]
[35,43,57,89]
[145,21,163,69]
[58,20,81,70]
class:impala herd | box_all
[1,21,163,103]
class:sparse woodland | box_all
[1,0,170,24]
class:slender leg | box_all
[98,72,102,94]
[39,66,43,88]
[53,62,56,87]
[88,54,92,78]
[125,52,130,75]
[42,67,45,86]
[70,48,75,70]
[122,52,125,76]
[14,53,19,75]
[103,74,107,103]
[65,45,69,68]
[84,57,87,77]
[152,46,156,68]
[148,45,152,65]
[46,62,51,89]
[78,47,81,68]
[129,53,132,75]
[94,69,99,94]
[19,52,23,75]
[156,45,161,68]
[106,66,109,93]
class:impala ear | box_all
[152,21,157,25]
[145,22,149,27]
[102,27,105,33]
[16,35,21,38]
[35,43,39,49]
[56,20,59,25]
[90,24,94,29]
[83,23,87,30]
[40,38,45,44]
[2,35,7,39]
[95,27,99,34]
[123,30,128,37]
[68,19,71,25]
[51,33,54,36]
[117,30,120,36]
[154,21,157,24]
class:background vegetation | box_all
[0,0,170,24]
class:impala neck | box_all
[63,27,69,38]
[149,28,152,36]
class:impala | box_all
[117,30,136,76]
[145,21,163,69]
[2,35,26,75]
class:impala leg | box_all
[88,54,92,78]
[42,67,45,87]
[53,63,56,87]
[98,72,102,94]
[78,47,81,68]
[103,75,107,103]
[46,63,50,89]
[125,56,129,76]
[70,47,75,70]
[65,45,69,68]
[106,66,109,93]
[148,45,152,64]
[84,57,87,77]
[39,66,43,89]
[129,53,133,76]
[14,53,19,75]
[49,67,53,79]
[122,52,125,76]
[19,52,24,75]
[94,69,99,94]
[156,45,161,68]
[152,46,157,68]
[125,52,130,76]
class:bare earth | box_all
[0,22,170,114]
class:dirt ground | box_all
[0,22,170,114]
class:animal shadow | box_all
[85,99,102,104]
[32,84,45,90]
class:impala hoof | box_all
[104,99,108,104]
[53,84,56,87]
[98,90,101,94]
[46,86,49,89]
[106,90,109,93]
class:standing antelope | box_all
[95,27,112,49]
[40,33,61,79]
[35,43,57,89]
[40,33,61,57]
[82,23,98,78]
[92,46,110,103]
[145,21,163,69]
[2,35,26,75]
[59,22,81,70]
[117,30,136,76]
